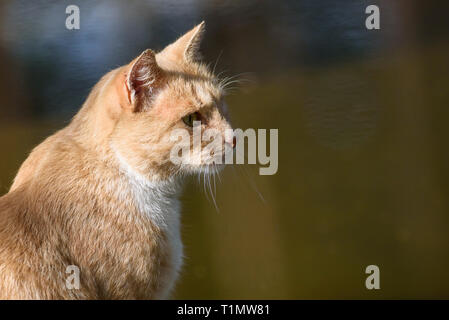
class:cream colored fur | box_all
[0,22,232,299]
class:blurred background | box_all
[1,0,448,299]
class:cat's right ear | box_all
[123,49,164,112]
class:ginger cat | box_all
[0,22,233,299]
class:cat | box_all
[0,22,234,299]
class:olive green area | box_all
[1,44,448,299]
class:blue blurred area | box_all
[0,0,204,117]
[0,0,431,118]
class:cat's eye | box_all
[182,112,201,127]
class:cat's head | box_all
[109,22,234,181]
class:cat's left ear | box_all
[160,21,206,63]
[124,49,164,111]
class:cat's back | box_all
[0,187,72,299]
[0,129,94,299]
[0,129,64,256]
[10,128,76,192]
[0,126,179,299]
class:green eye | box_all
[182,112,201,127]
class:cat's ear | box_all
[124,49,164,111]
[160,21,205,63]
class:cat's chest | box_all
[111,152,183,297]
[122,177,184,298]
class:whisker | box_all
[232,146,266,204]
[212,50,224,75]
[217,72,255,95]
[239,165,265,203]
[208,166,219,212]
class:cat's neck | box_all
[112,143,182,228]
[67,67,125,148]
